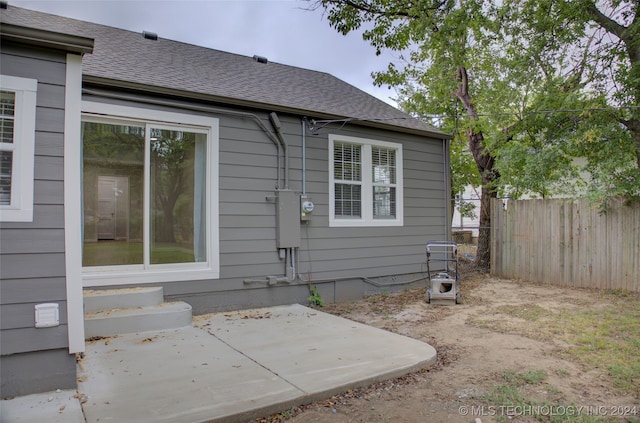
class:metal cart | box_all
[425,241,461,305]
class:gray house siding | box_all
[81,93,447,313]
[1,5,450,399]
[293,123,446,277]
[0,42,76,398]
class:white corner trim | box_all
[63,54,85,354]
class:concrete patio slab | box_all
[2,304,437,423]
[196,304,437,397]
[0,389,85,423]
[77,326,303,423]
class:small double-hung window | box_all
[329,134,403,227]
[0,75,37,222]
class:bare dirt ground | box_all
[255,274,639,423]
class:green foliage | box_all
[502,368,547,385]
[314,0,640,204]
[474,291,640,398]
[456,198,477,219]
[82,121,145,162]
[308,286,325,307]
[557,302,640,397]
[483,368,609,423]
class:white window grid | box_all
[329,134,403,227]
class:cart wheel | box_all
[455,292,462,304]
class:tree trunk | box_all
[476,172,497,270]
[450,168,457,230]
[636,132,640,169]
[455,66,498,271]
[159,201,176,243]
[465,130,498,270]
[625,118,640,169]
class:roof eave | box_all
[0,22,94,54]
[82,76,452,140]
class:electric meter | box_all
[302,201,314,213]
[300,196,314,221]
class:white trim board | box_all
[63,54,85,353]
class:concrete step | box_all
[84,302,193,339]
[84,287,164,313]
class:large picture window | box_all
[329,135,403,227]
[81,102,219,284]
[0,75,37,222]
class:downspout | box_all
[444,138,452,241]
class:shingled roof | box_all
[1,5,449,138]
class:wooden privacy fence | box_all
[491,198,640,292]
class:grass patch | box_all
[471,291,640,398]
[83,240,196,266]
[483,369,611,423]
[502,368,547,385]
[549,300,640,397]
[495,303,548,321]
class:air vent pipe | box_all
[142,31,158,40]
[252,55,268,64]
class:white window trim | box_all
[81,101,220,287]
[329,134,403,227]
[0,75,37,222]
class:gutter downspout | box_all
[444,138,452,241]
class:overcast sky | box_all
[11,0,401,106]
